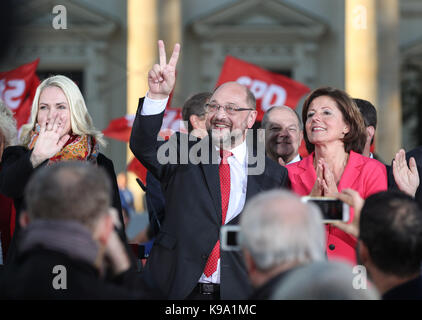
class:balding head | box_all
[213,82,256,110]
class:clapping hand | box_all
[147,40,180,100]
[30,113,70,167]
[392,149,420,197]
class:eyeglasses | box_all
[205,103,254,115]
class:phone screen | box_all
[301,197,349,222]
[220,225,241,251]
[311,199,344,220]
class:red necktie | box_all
[203,150,232,277]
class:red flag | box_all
[102,114,135,142]
[127,157,148,186]
[216,56,310,122]
[0,59,40,128]
[103,108,186,143]
[104,107,186,185]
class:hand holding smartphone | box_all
[301,196,350,223]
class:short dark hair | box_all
[25,162,112,230]
[182,92,212,133]
[359,191,422,276]
[302,87,367,154]
[353,98,377,129]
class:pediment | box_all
[13,0,118,38]
[192,0,327,40]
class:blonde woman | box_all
[0,75,125,249]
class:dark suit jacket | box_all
[129,98,289,299]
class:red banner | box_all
[102,108,186,143]
[0,59,40,129]
[127,157,148,186]
[216,56,310,121]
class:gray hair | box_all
[271,261,380,300]
[0,99,18,149]
[25,162,112,230]
[240,189,325,271]
[261,105,303,130]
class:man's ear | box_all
[366,126,375,144]
[189,114,199,130]
[247,110,258,129]
[19,211,30,228]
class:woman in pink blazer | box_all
[287,87,387,265]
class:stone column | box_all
[376,0,401,162]
[345,0,401,161]
[127,0,158,212]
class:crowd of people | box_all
[0,40,421,300]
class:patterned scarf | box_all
[28,127,99,165]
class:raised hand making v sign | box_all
[147,40,180,100]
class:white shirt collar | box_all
[287,153,301,165]
[216,140,247,165]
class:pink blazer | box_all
[287,150,388,265]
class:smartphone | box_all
[301,197,350,223]
[220,225,241,251]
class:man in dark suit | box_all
[129,41,289,299]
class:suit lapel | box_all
[297,153,316,192]
[337,151,361,191]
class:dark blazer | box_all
[129,98,289,299]
[0,146,125,263]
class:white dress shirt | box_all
[140,95,248,284]
[199,141,248,284]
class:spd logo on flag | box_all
[216,56,310,121]
[0,59,40,129]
